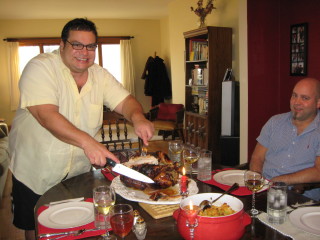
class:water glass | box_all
[93,185,116,229]
[197,150,212,181]
[267,182,287,224]
[168,140,183,163]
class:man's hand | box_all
[114,95,155,146]
[132,117,154,146]
[82,137,120,166]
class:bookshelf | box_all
[183,26,232,163]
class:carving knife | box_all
[106,158,154,183]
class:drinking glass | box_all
[244,170,264,217]
[267,181,287,224]
[110,204,134,240]
[168,140,183,164]
[182,145,200,179]
[93,185,117,240]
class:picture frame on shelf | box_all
[290,23,307,76]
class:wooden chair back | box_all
[100,117,142,162]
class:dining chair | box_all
[147,103,185,142]
[99,113,142,162]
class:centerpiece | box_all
[191,0,216,28]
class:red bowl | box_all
[173,193,251,240]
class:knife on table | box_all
[106,158,154,183]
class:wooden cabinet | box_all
[183,26,232,163]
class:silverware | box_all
[39,228,100,239]
[105,166,117,177]
[106,158,154,183]
[199,183,240,210]
[289,201,320,209]
[44,197,84,207]
[141,145,148,156]
[38,229,86,238]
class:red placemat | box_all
[199,169,267,196]
[37,198,106,240]
[101,168,119,181]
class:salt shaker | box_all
[133,216,147,240]
[133,210,140,225]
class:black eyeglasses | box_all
[66,40,97,51]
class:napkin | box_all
[37,198,106,240]
[199,169,267,196]
[101,168,119,181]
[258,212,319,240]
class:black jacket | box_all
[141,56,172,99]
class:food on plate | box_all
[120,151,181,199]
[198,203,236,217]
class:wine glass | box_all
[109,204,134,240]
[244,170,265,217]
[182,145,200,179]
[93,185,117,240]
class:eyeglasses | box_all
[66,40,97,51]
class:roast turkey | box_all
[120,151,181,190]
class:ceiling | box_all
[0,0,176,20]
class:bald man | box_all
[250,78,320,201]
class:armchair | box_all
[147,103,185,141]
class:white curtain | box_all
[120,39,135,96]
[6,42,20,110]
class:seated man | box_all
[250,78,320,201]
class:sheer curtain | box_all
[120,40,135,96]
[6,42,20,110]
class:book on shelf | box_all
[189,39,208,61]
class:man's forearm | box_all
[272,167,320,184]
[115,95,145,123]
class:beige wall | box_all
[0,18,162,124]
[167,0,248,163]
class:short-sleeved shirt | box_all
[257,111,320,200]
[9,49,130,195]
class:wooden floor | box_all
[0,140,169,240]
[0,171,24,240]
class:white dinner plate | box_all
[213,170,268,192]
[38,202,94,229]
[111,176,199,204]
[289,207,320,236]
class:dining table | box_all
[34,167,315,240]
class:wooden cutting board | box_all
[139,202,179,219]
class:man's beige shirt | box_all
[9,50,130,195]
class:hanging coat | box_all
[141,56,172,106]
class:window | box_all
[102,44,121,81]
[9,37,128,83]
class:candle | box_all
[183,200,200,225]
[180,167,188,193]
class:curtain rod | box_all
[3,36,134,42]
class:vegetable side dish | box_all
[199,203,236,217]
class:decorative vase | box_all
[198,16,207,28]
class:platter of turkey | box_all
[110,151,198,204]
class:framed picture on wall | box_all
[290,23,308,76]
